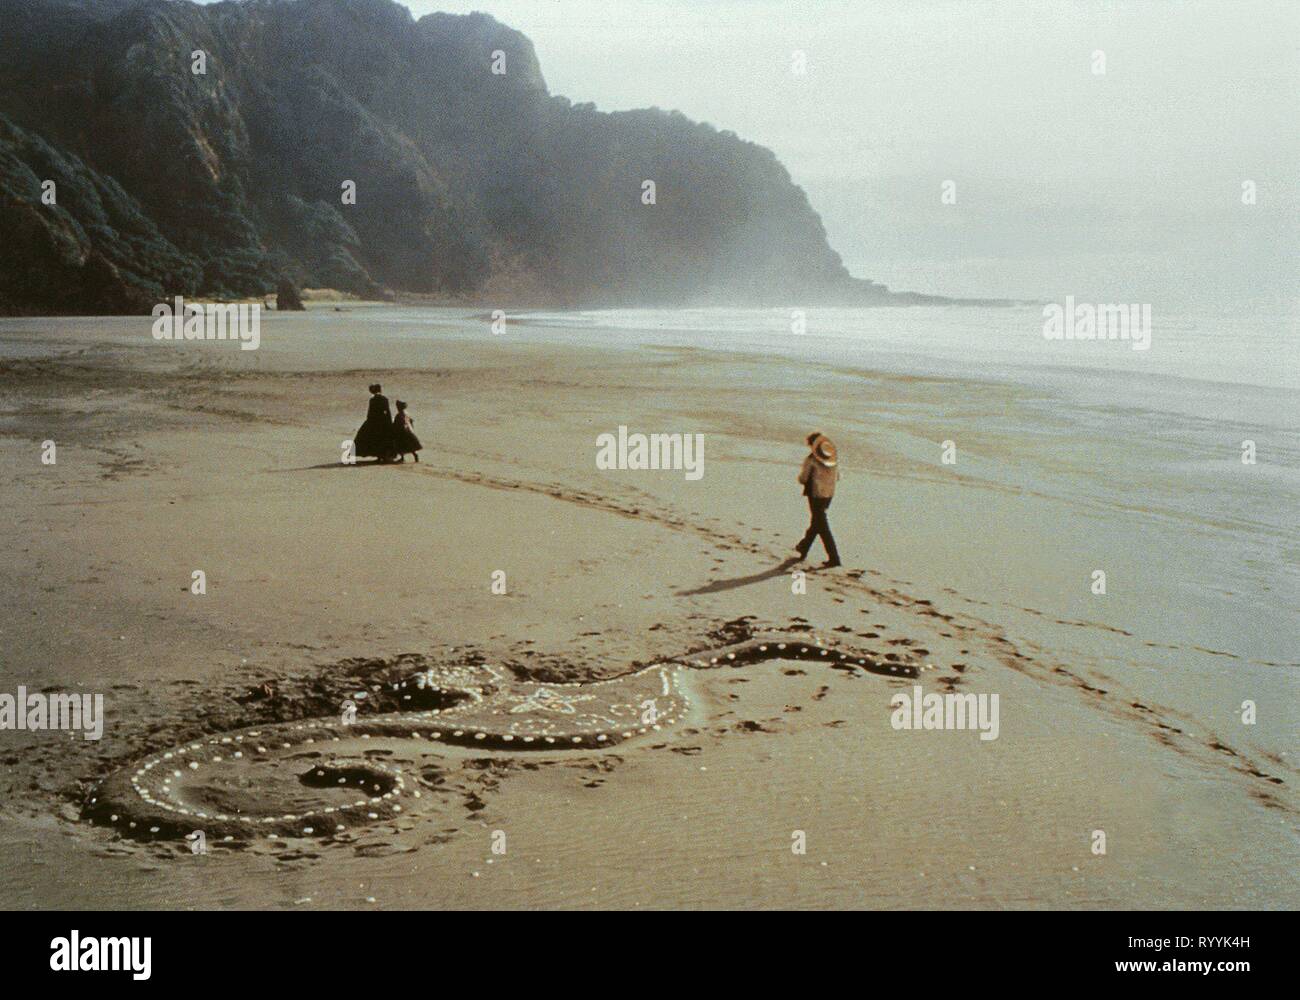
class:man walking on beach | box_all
[795,432,841,568]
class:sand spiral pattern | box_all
[86,635,917,843]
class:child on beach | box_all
[391,400,423,463]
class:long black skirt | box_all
[354,418,394,459]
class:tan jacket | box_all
[798,454,839,499]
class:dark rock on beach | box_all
[276,278,306,311]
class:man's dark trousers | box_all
[797,496,840,564]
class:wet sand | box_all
[0,307,1294,909]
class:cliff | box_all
[0,0,949,313]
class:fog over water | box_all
[388,0,1299,309]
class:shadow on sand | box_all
[276,461,408,472]
[676,557,803,596]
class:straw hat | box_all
[810,433,838,467]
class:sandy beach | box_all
[0,305,1295,909]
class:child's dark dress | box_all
[392,411,422,454]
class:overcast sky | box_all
[208,0,1299,305]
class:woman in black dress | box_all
[354,383,395,462]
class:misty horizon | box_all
[388,0,1297,308]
